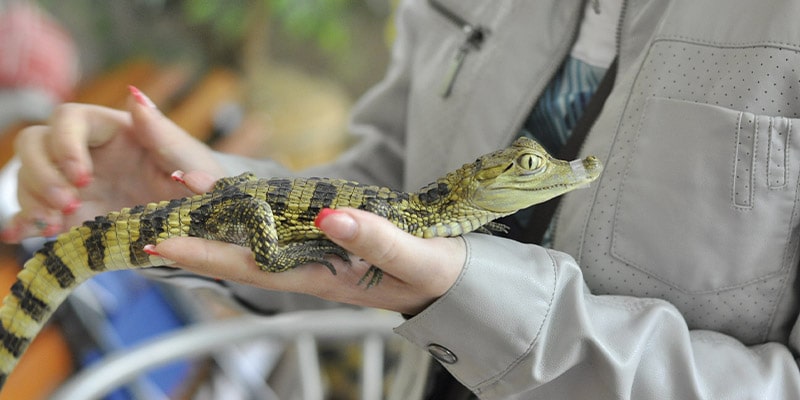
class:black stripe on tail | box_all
[9,282,50,323]
[84,216,113,271]
[40,241,76,289]
[0,323,29,358]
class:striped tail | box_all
[0,210,169,389]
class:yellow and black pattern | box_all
[0,137,603,390]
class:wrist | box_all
[395,234,556,389]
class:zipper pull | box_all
[592,0,601,14]
[440,25,485,98]
[441,43,470,97]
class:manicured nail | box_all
[75,171,92,188]
[143,244,161,256]
[314,208,338,229]
[171,170,186,185]
[42,223,63,237]
[0,225,20,243]
[314,208,357,240]
[129,85,157,109]
[62,199,81,215]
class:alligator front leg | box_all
[188,193,350,274]
[270,240,350,275]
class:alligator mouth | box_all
[489,181,593,193]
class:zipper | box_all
[614,0,628,59]
[428,0,488,98]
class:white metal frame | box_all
[50,309,429,400]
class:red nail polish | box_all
[75,172,92,188]
[171,170,186,184]
[0,225,20,243]
[62,199,81,215]
[42,224,62,237]
[128,85,157,108]
[143,244,160,256]
[314,208,337,229]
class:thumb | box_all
[313,208,465,289]
[127,86,224,177]
[314,208,402,266]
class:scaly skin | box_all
[0,137,602,389]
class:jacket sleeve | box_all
[395,233,800,399]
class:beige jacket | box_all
[208,0,800,398]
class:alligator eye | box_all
[517,153,545,174]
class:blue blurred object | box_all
[72,270,191,400]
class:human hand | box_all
[151,171,466,316]
[2,87,225,242]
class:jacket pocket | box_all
[611,96,800,293]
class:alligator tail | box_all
[0,208,169,389]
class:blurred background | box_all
[0,0,394,168]
[0,1,415,399]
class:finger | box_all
[16,126,80,213]
[151,234,449,315]
[128,94,225,177]
[170,170,217,195]
[47,103,131,186]
[154,237,256,280]
[1,206,64,243]
[152,237,343,293]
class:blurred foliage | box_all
[34,0,392,97]
[181,0,353,54]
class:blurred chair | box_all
[50,308,430,400]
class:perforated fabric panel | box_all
[556,39,800,344]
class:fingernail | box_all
[64,160,92,188]
[75,171,92,188]
[42,223,63,237]
[0,225,20,243]
[62,199,81,215]
[171,170,186,184]
[129,85,157,109]
[314,208,357,240]
[143,244,161,256]
[314,208,337,229]
[49,187,76,214]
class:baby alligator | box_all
[0,137,602,389]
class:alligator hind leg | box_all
[358,266,384,288]
[478,221,510,235]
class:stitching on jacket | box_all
[654,35,800,52]
[610,97,650,274]
[767,117,791,191]
[785,118,793,189]
[732,111,757,209]
[731,111,744,207]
